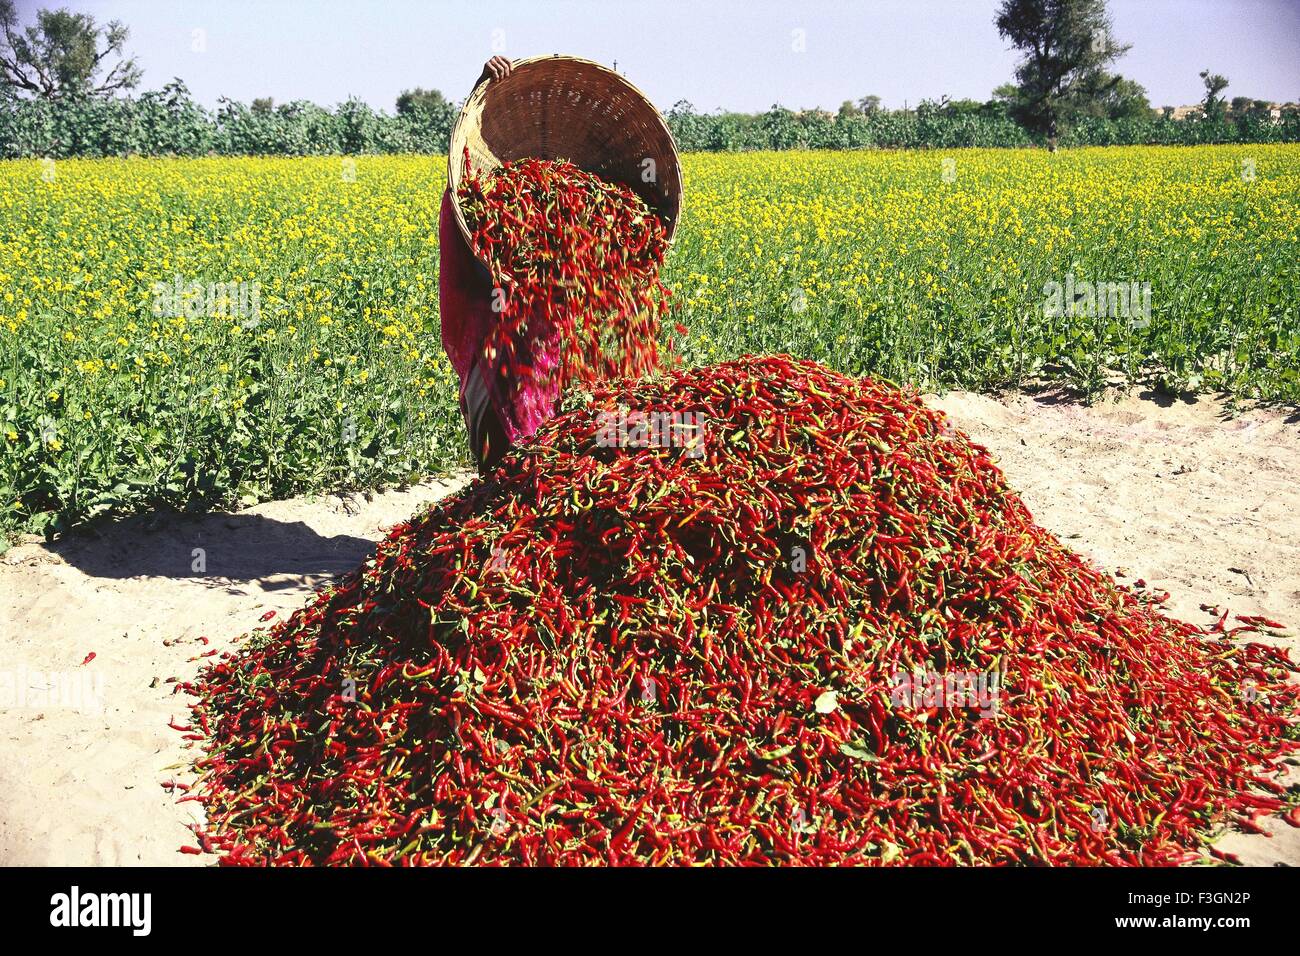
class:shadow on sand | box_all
[33,510,378,591]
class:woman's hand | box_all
[477,56,513,86]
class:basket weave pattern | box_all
[448,55,683,259]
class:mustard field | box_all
[2,146,1297,534]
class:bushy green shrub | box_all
[2,85,1296,158]
[0,81,457,158]
[664,101,1297,152]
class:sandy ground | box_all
[0,476,470,866]
[1,388,1297,866]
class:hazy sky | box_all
[18,0,1300,112]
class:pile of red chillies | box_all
[456,155,671,398]
[183,355,1298,865]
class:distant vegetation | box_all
[0,0,1297,158]
[0,79,458,158]
[665,100,1300,152]
[4,81,1298,159]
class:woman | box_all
[439,55,563,474]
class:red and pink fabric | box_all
[438,189,562,450]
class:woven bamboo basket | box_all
[447,55,683,260]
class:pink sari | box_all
[438,189,561,448]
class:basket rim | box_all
[446,53,684,262]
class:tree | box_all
[395,87,449,116]
[1104,77,1151,119]
[251,97,275,115]
[944,97,990,117]
[1199,69,1229,121]
[1067,71,1150,120]
[991,81,1022,104]
[995,0,1130,145]
[857,94,882,115]
[837,99,859,120]
[0,0,141,100]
